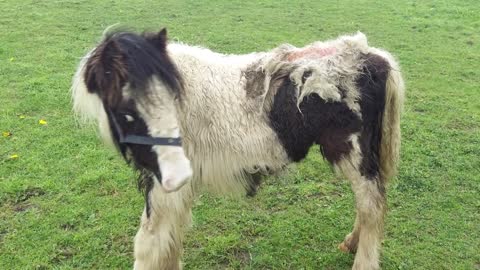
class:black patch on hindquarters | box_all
[268,79,315,162]
[305,94,362,164]
[269,78,362,164]
[357,54,389,181]
[105,100,160,217]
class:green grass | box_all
[1,0,479,269]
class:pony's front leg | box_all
[134,178,193,270]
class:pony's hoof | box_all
[338,242,350,253]
[338,233,358,254]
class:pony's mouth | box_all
[155,148,193,192]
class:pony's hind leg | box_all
[134,177,194,270]
[336,135,386,270]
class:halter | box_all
[108,109,182,147]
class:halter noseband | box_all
[108,109,182,147]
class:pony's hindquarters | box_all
[337,51,404,270]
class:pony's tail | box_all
[378,51,405,182]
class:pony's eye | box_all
[124,114,135,122]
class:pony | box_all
[71,28,404,270]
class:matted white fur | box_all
[165,43,289,195]
[261,32,371,115]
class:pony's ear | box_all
[158,28,168,42]
[84,38,128,107]
[145,28,168,51]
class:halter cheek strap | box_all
[108,109,182,147]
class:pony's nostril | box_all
[161,178,175,192]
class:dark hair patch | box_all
[269,77,361,163]
[84,29,182,108]
[85,39,128,107]
[269,53,391,185]
[105,100,161,218]
[357,54,390,181]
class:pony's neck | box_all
[167,42,268,70]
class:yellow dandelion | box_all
[9,154,19,159]
[2,131,12,137]
[39,119,47,125]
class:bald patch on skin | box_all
[287,47,337,61]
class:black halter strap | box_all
[108,109,182,147]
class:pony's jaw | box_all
[156,147,192,192]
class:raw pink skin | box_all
[287,47,337,61]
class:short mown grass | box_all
[1,0,479,269]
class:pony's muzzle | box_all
[157,148,192,192]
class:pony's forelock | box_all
[84,29,182,109]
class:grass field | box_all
[1,0,479,269]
